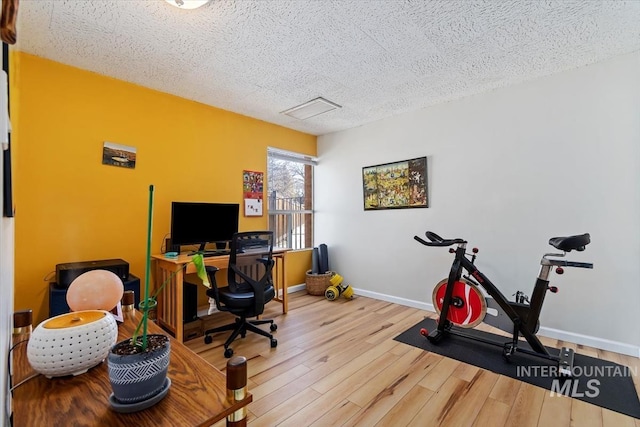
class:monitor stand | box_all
[188,242,209,256]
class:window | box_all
[267,147,316,250]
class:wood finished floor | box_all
[185,291,640,427]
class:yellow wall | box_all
[10,52,316,324]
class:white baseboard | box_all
[538,326,640,358]
[351,287,640,358]
[287,283,306,293]
[353,287,435,312]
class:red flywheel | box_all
[432,278,487,328]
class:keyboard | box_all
[188,250,231,257]
[202,250,230,257]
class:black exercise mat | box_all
[394,318,640,419]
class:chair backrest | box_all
[227,231,274,312]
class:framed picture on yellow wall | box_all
[243,170,263,216]
[102,141,136,169]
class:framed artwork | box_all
[243,170,263,216]
[362,156,428,210]
[102,142,136,169]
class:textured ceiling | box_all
[14,0,640,136]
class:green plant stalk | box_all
[130,251,208,349]
[130,185,210,351]
[130,262,190,343]
[142,184,155,351]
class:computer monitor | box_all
[170,202,239,252]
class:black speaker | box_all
[55,258,130,288]
[165,238,180,254]
[49,274,141,318]
[183,281,198,323]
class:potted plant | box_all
[107,185,210,412]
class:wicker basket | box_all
[305,270,333,296]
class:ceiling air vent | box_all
[281,97,341,120]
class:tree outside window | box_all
[267,148,315,249]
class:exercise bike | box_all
[414,231,593,376]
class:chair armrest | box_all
[249,259,275,313]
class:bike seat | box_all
[549,233,590,252]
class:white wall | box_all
[1,177,13,413]
[316,52,640,355]
[1,216,13,426]
[1,46,14,424]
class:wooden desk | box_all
[152,249,288,342]
[11,312,251,426]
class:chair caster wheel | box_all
[270,323,277,331]
[270,338,278,348]
[204,335,212,345]
[224,348,234,358]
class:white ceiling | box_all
[14,0,640,136]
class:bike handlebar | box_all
[415,231,594,269]
[414,232,466,247]
[425,231,444,242]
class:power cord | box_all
[42,271,55,282]
[160,233,171,253]
[7,338,41,396]
[10,373,40,392]
[6,338,41,423]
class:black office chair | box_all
[203,231,278,358]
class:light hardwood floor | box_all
[185,291,640,427]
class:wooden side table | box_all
[11,310,251,426]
